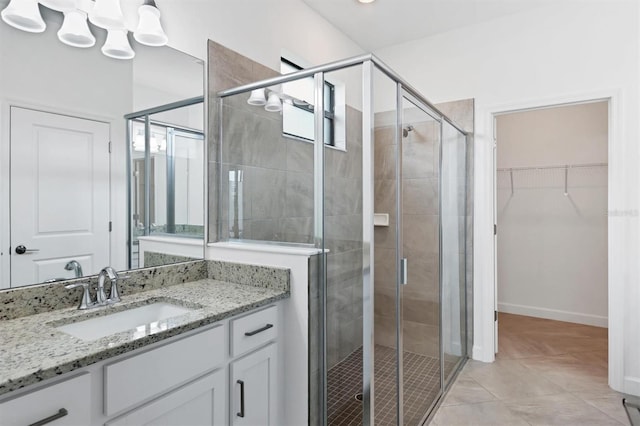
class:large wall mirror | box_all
[0,3,205,289]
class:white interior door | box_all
[10,107,110,287]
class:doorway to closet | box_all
[494,100,608,364]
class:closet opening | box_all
[494,100,609,371]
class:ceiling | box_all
[301,0,552,51]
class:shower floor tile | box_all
[327,345,457,425]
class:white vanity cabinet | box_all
[106,369,226,426]
[0,303,281,426]
[230,344,277,426]
[0,373,91,426]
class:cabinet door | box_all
[230,344,278,426]
[106,369,226,426]
[0,373,91,426]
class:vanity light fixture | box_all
[1,0,169,60]
[134,0,167,47]
[101,28,134,59]
[1,0,46,33]
[88,0,124,29]
[264,92,283,112]
[358,0,376,3]
[39,0,75,12]
[57,9,95,47]
[247,88,267,106]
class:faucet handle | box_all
[107,272,129,304]
[65,282,93,310]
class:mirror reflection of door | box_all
[10,107,110,287]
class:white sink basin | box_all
[56,302,193,341]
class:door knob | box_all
[15,245,39,255]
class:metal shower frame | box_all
[217,53,469,426]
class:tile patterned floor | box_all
[432,313,630,426]
[328,345,450,426]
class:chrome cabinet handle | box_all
[244,323,273,337]
[29,408,68,426]
[15,245,39,255]
[237,380,245,418]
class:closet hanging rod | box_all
[496,162,607,172]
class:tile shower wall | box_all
[373,99,473,358]
[207,41,363,380]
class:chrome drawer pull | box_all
[29,408,68,426]
[244,323,273,337]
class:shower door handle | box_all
[401,258,408,285]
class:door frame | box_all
[473,89,624,392]
[0,99,120,289]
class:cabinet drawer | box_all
[0,373,90,426]
[230,306,278,357]
[104,324,224,416]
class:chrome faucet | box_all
[66,266,128,310]
[64,260,84,278]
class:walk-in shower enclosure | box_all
[216,55,471,425]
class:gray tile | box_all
[441,375,497,406]
[466,359,565,400]
[403,178,438,215]
[286,138,314,173]
[326,176,362,216]
[503,393,623,426]
[435,98,474,133]
[374,178,397,223]
[403,214,439,258]
[249,167,286,219]
[285,171,314,218]
[433,400,529,426]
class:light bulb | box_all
[134,4,168,47]
[57,9,95,48]
[1,0,45,33]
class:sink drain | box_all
[355,393,363,402]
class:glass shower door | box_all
[441,121,467,384]
[400,92,442,425]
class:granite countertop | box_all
[0,277,289,396]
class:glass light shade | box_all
[1,0,45,33]
[133,4,167,47]
[264,92,282,112]
[101,28,135,60]
[89,0,124,29]
[39,0,76,12]
[133,132,158,153]
[247,89,266,106]
[57,10,95,48]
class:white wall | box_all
[157,0,364,69]
[496,102,608,327]
[375,0,640,395]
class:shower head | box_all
[402,125,414,138]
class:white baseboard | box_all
[624,376,640,397]
[498,302,608,328]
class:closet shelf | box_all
[497,163,607,196]
[496,162,607,173]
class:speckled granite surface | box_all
[144,252,198,267]
[0,261,207,321]
[208,260,290,292]
[0,259,290,396]
[0,278,289,396]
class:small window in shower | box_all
[281,57,335,146]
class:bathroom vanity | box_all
[0,260,289,426]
